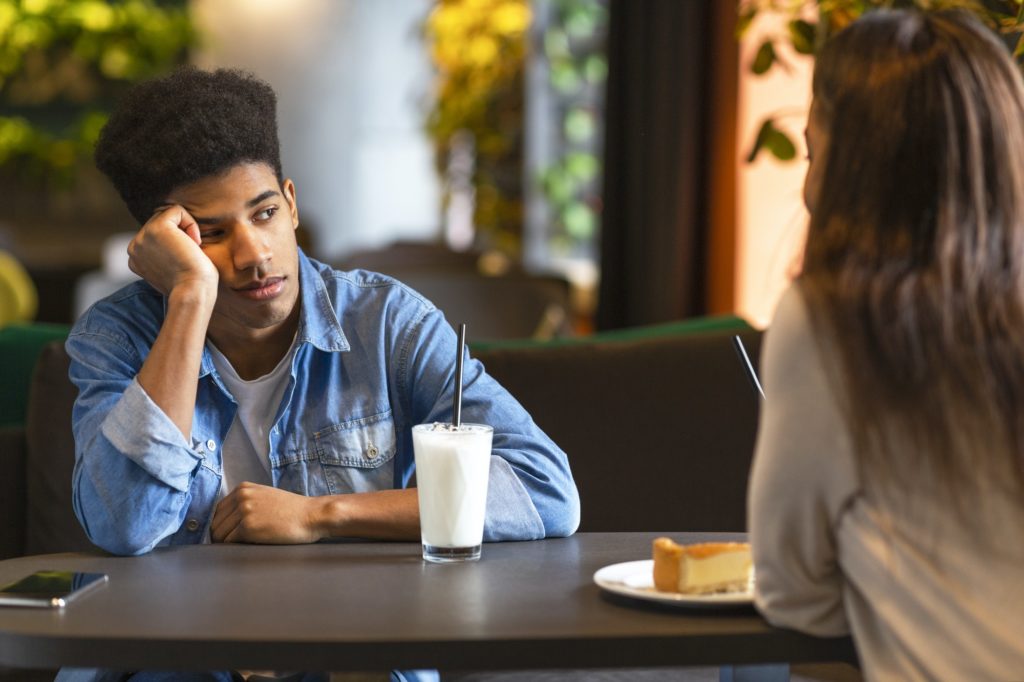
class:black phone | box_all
[0,570,108,608]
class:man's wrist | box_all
[167,279,217,313]
[311,495,347,540]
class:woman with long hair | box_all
[749,9,1024,680]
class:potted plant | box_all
[741,0,1024,162]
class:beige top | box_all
[749,285,1024,682]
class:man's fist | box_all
[210,482,327,545]
[128,205,218,298]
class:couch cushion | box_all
[0,322,71,427]
[0,425,27,559]
[25,341,96,555]
[475,328,763,532]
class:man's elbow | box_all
[82,519,162,557]
[540,488,581,538]
[75,496,166,556]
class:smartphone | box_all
[0,570,108,608]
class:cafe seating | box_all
[0,325,871,682]
[0,337,91,682]
[335,241,574,341]
[474,318,762,532]
[0,321,770,681]
[0,339,93,562]
[0,316,762,562]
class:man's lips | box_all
[233,276,285,301]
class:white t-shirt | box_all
[208,339,302,681]
[208,337,297,498]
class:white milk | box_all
[413,424,492,555]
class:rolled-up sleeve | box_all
[67,326,204,556]
[101,379,201,491]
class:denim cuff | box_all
[483,455,546,541]
[100,378,202,492]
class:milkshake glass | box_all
[413,423,493,563]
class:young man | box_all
[67,66,579,560]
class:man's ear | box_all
[282,178,299,230]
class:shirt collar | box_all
[294,248,349,353]
[195,248,350,378]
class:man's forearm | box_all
[136,284,215,441]
[315,488,421,541]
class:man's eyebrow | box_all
[187,190,282,226]
[246,189,279,208]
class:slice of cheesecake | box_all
[652,537,753,595]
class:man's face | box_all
[165,162,301,342]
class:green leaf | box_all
[765,127,797,161]
[752,40,775,75]
[565,152,598,181]
[551,60,580,93]
[562,202,595,239]
[564,108,595,143]
[736,5,758,37]
[788,19,816,55]
[542,167,575,204]
[583,55,607,84]
[746,118,797,163]
[747,120,770,163]
[565,7,597,38]
[544,27,570,59]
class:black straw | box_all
[732,335,765,400]
[453,323,467,427]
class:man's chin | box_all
[210,299,300,338]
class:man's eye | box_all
[255,207,278,221]
[200,230,224,241]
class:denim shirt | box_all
[67,251,580,556]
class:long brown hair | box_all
[800,9,1024,508]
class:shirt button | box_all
[366,444,379,459]
[186,519,200,532]
[206,439,216,451]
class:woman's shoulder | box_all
[762,284,825,381]
[768,284,813,338]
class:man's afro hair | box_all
[94,66,283,224]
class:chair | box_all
[334,241,574,341]
[334,240,483,274]
[0,322,71,428]
[0,340,93,561]
[474,321,763,532]
[395,270,571,341]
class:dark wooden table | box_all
[0,532,856,674]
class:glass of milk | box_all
[413,423,493,563]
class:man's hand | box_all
[210,482,327,544]
[128,205,218,297]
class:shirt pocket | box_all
[313,410,397,494]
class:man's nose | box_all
[231,222,272,271]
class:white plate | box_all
[593,559,754,609]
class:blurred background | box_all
[0,0,817,341]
